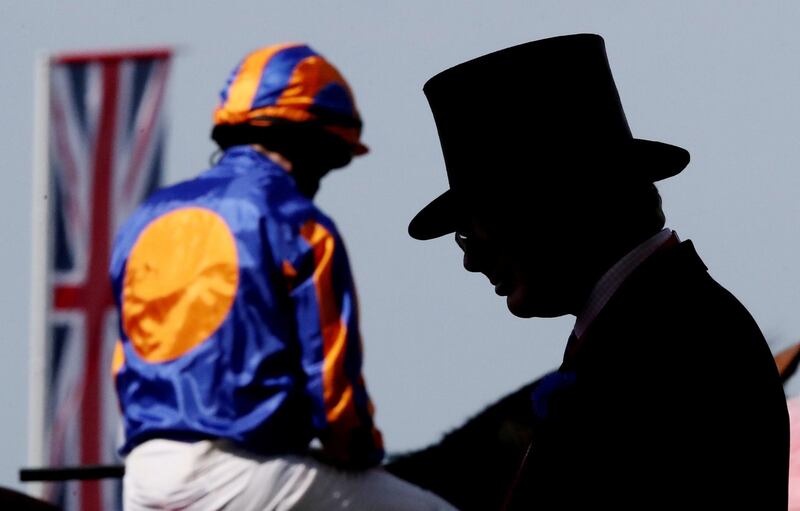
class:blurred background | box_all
[1,0,799,497]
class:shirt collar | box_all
[573,228,678,339]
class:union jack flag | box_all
[41,48,171,510]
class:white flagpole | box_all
[27,52,52,498]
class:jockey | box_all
[109,43,457,511]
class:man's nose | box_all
[462,251,482,273]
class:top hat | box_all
[408,34,689,240]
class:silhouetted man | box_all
[408,34,789,509]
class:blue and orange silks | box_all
[109,146,383,466]
[213,43,368,155]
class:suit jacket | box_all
[516,241,789,509]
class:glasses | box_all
[454,231,471,252]
[455,228,499,254]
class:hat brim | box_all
[408,190,457,241]
[408,138,689,240]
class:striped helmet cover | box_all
[213,43,367,155]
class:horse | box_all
[388,341,800,510]
[20,342,800,510]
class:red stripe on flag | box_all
[53,286,81,310]
[78,59,118,511]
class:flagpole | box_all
[27,52,51,498]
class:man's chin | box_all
[505,294,536,318]
[506,293,567,319]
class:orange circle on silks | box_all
[122,207,239,363]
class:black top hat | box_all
[408,33,690,240]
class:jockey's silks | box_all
[109,146,383,465]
